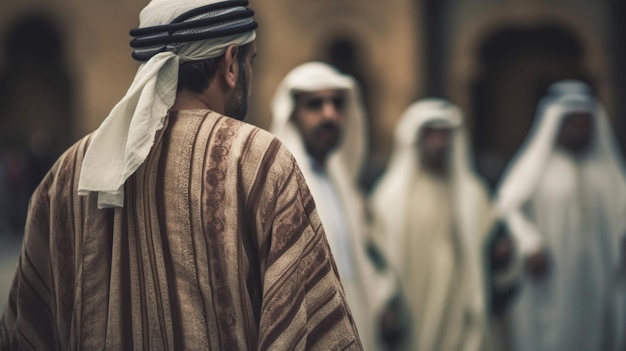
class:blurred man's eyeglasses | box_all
[303,96,345,112]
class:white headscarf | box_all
[369,98,487,262]
[78,0,256,208]
[496,80,626,254]
[270,62,367,183]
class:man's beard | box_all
[312,121,341,151]
[225,63,248,121]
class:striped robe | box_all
[0,110,362,350]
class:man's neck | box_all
[556,145,591,162]
[309,153,327,173]
[170,87,226,113]
[421,160,449,179]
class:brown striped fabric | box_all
[0,110,362,351]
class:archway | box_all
[0,13,74,234]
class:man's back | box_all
[1,110,362,350]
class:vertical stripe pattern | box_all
[1,110,362,350]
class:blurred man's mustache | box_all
[315,121,339,134]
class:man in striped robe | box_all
[0,1,362,350]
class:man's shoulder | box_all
[228,120,298,184]
[30,134,92,199]
[184,110,278,146]
[199,113,281,153]
[243,123,280,149]
[238,122,293,165]
[51,134,92,172]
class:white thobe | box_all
[309,160,357,281]
[307,159,378,350]
[511,149,624,351]
[398,172,488,351]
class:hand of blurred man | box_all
[525,249,550,281]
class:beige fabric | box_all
[270,62,397,350]
[370,98,493,351]
[406,173,463,350]
[1,110,362,350]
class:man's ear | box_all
[221,44,239,89]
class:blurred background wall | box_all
[0,0,624,235]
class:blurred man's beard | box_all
[422,148,450,175]
[225,65,248,121]
[568,138,592,154]
[314,121,341,147]
[305,123,342,164]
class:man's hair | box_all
[177,44,251,93]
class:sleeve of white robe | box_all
[505,208,544,257]
[361,224,399,333]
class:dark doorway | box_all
[610,0,626,154]
[471,24,589,190]
[0,13,74,235]
[422,0,448,97]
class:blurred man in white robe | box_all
[370,98,494,351]
[270,62,404,350]
[496,80,626,351]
